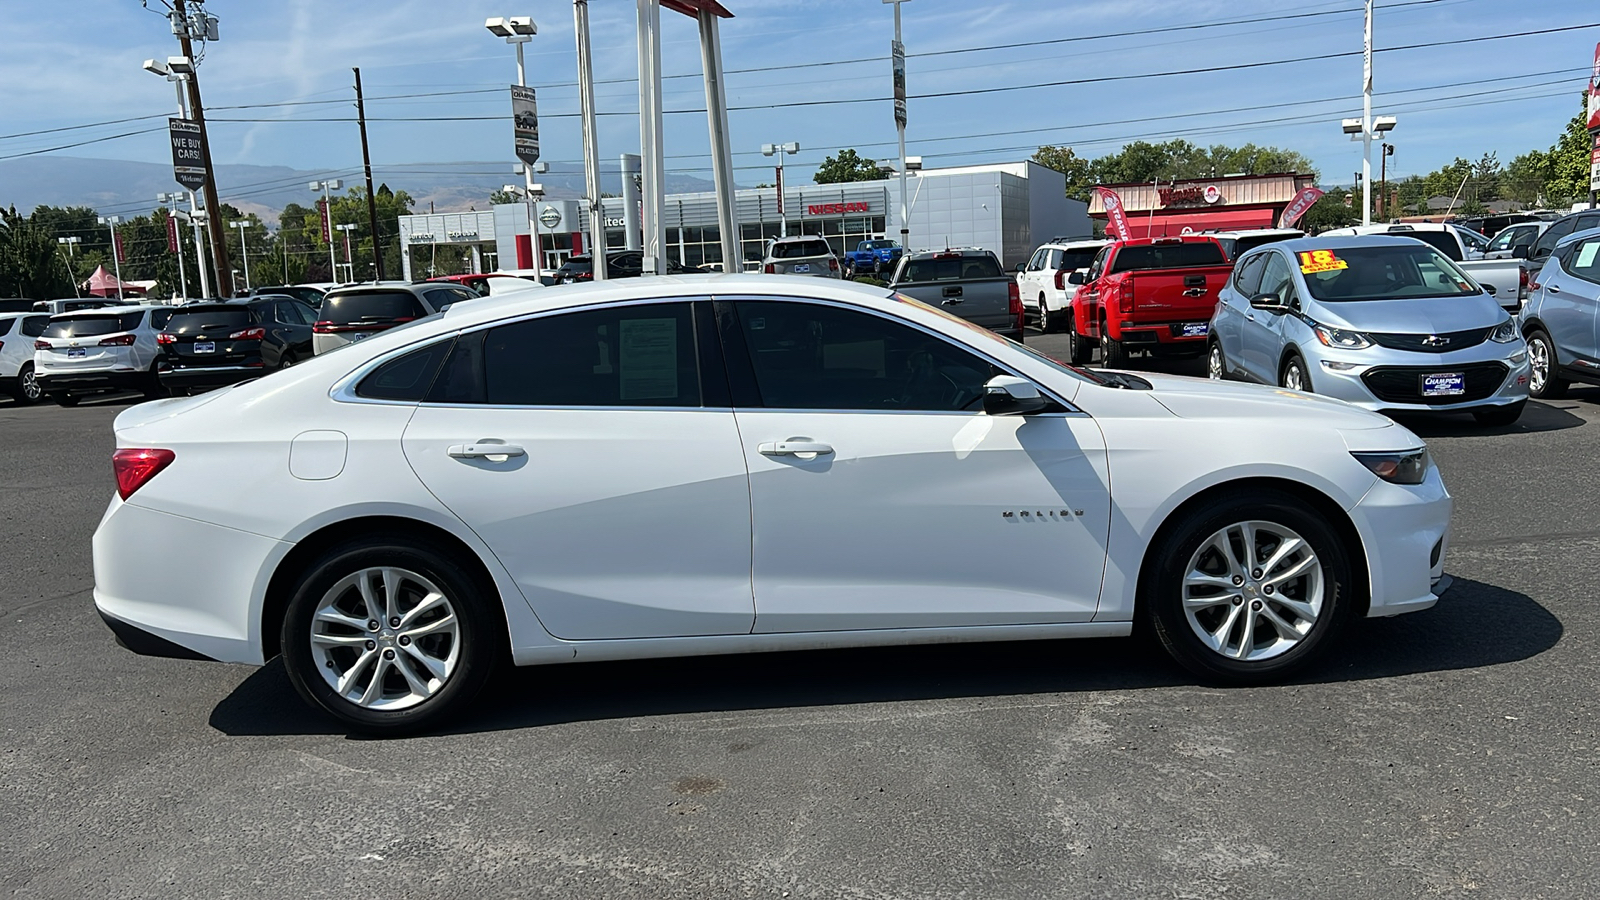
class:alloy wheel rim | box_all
[21,367,40,400]
[1208,346,1223,380]
[1182,520,1324,662]
[1529,339,1548,392]
[1284,363,1305,391]
[310,566,461,710]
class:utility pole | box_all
[98,216,125,299]
[886,0,912,250]
[575,0,609,279]
[171,0,232,296]
[353,68,384,281]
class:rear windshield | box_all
[321,290,425,324]
[1390,230,1463,261]
[1110,242,1226,273]
[562,258,593,273]
[900,256,1004,283]
[1058,248,1099,270]
[165,307,254,334]
[1299,245,1481,302]
[1231,233,1301,256]
[863,240,899,250]
[42,312,141,338]
[772,239,831,259]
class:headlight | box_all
[1314,323,1373,350]
[1352,449,1429,485]
[1489,319,1519,343]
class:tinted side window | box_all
[1534,219,1578,259]
[733,300,998,412]
[21,316,49,337]
[355,339,453,401]
[148,309,173,330]
[1233,252,1268,296]
[0,318,12,336]
[447,303,702,407]
[422,288,461,310]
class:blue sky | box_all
[2,0,1597,193]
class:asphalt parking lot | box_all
[4,342,1599,899]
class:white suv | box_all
[0,312,53,404]
[33,305,174,406]
[1015,239,1105,333]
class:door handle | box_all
[447,441,526,459]
[1547,284,1562,294]
[1245,312,1256,321]
[758,440,834,457]
[941,297,964,305]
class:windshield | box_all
[1109,242,1226,273]
[899,255,1003,283]
[321,290,426,324]
[1299,245,1483,301]
[890,291,1103,387]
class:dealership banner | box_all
[1094,187,1132,240]
[511,85,540,166]
[1590,133,1600,193]
[318,199,332,243]
[166,214,179,254]
[168,118,208,190]
[113,229,125,265]
[1588,42,1600,132]
[1278,187,1326,228]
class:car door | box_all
[1239,251,1296,383]
[719,297,1110,633]
[1018,248,1044,300]
[400,299,756,640]
[1076,248,1109,339]
[1541,233,1600,368]
[270,300,313,363]
[1485,224,1536,260]
[1215,251,1267,376]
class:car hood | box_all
[1309,294,1505,333]
[1133,372,1395,432]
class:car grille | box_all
[1360,362,1508,405]
[1368,327,1492,353]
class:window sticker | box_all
[1577,241,1600,269]
[1297,250,1348,274]
[618,318,678,401]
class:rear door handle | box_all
[758,440,834,457]
[448,441,526,459]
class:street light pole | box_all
[230,220,251,292]
[98,216,125,300]
[761,143,800,237]
[885,0,912,250]
[56,237,82,298]
[1361,0,1372,225]
[1379,142,1393,221]
[336,223,358,282]
[487,16,543,280]
[157,193,190,300]
[575,0,610,279]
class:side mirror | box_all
[1511,245,1529,259]
[1249,292,1284,310]
[983,375,1049,416]
[1067,271,1086,285]
[1015,262,1026,273]
[1480,283,1498,296]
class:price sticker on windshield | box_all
[1297,250,1348,274]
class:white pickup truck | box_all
[1320,223,1527,310]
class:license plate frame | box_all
[793,264,810,273]
[67,347,87,359]
[193,341,216,354]
[1181,322,1209,338]
[1421,372,1466,397]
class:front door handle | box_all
[1547,284,1562,294]
[448,441,526,459]
[758,440,834,457]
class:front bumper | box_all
[1306,343,1530,412]
[1350,463,1452,617]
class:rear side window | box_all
[1533,218,1578,259]
[42,314,139,339]
[356,339,454,401]
[321,290,425,325]
[899,255,1003,283]
[0,318,12,336]
[1397,230,1463,261]
[772,240,831,259]
[20,316,49,337]
[1563,236,1600,285]
[1109,242,1227,272]
[148,309,173,329]
[166,308,254,334]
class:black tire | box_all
[11,362,44,405]
[1144,490,1354,685]
[1207,341,1227,381]
[1472,400,1526,427]
[280,535,503,736]
[1066,311,1093,365]
[50,391,79,407]
[1525,329,1567,399]
[1102,330,1127,368]
[142,370,168,400]
[1281,353,1312,393]
[1036,295,1055,334]
[278,353,298,371]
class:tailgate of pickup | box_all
[895,278,1015,331]
[1128,267,1231,319]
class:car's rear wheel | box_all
[281,536,502,735]
[50,391,78,407]
[1102,331,1127,368]
[1145,492,1353,684]
[1066,311,1093,365]
[1472,400,1525,427]
[1526,329,1567,399]
[279,353,297,370]
[1207,341,1226,381]
[12,362,43,404]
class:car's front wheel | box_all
[1036,295,1054,334]
[281,536,502,735]
[1526,329,1567,399]
[1281,354,1311,392]
[1145,492,1354,684]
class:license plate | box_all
[194,341,215,354]
[351,332,371,342]
[1421,372,1466,397]
[1182,322,1209,337]
[793,264,810,273]
[67,347,87,359]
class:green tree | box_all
[1544,92,1595,205]
[329,184,413,281]
[1298,190,1359,233]
[1035,140,1319,202]
[813,149,881,184]
[0,206,76,298]
[489,189,521,205]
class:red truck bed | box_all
[1069,237,1233,367]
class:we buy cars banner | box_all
[1094,187,1132,241]
[1278,187,1326,228]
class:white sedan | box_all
[93,275,1452,734]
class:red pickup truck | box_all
[1065,236,1234,367]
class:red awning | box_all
[1116,208,1277,238]
[83,265,146,298]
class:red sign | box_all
[166,215,179,254]
[319,199,332,243]
[807,202,871,215]
[113,229,125,265]
[1278,187,1326,228]
[1094,187,1131,241]
[776,167,785,217]
[1587,42,1600,132]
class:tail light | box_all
[112,448,175,500]
[313,321,334,334]
[1118,281,1135,315]
[829,258,839,271]
[229,327,267,340]
[99,334,137,346]
[157,332,176,345]
[1519,267,1530,297]
[1054,270,1065,290]
[1008,280,1024,332]
[764,263,775,274]
[34,340,51,350]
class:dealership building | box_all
[395,160,1089,280]
[1087,172,1318,237]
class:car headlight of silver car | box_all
[1489,319,1519,343]
[1351,449,1430,485]
[1313,323,1373,350]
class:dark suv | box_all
[1526,208,1600,270]
[157,296,315,394]
[555,252,705,283]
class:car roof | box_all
[1331,222,1454,234]
[1207,228,1304,238]
[905,248,994,258]
[50,304,153,318]
[769,235,827,243]
[324,282,430,297]
[1039,239,1108,249]
[1555,225,1600,249]
[1265,234,1447,254]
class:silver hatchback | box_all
[1208,235,1529,426]
[761,236,841,279]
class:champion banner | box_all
[1278,187,1326,229]
[1094,187,1131,241]
[319,199,332,243]
[113,229,125,265]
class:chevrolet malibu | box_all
[94,275,1452,734]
